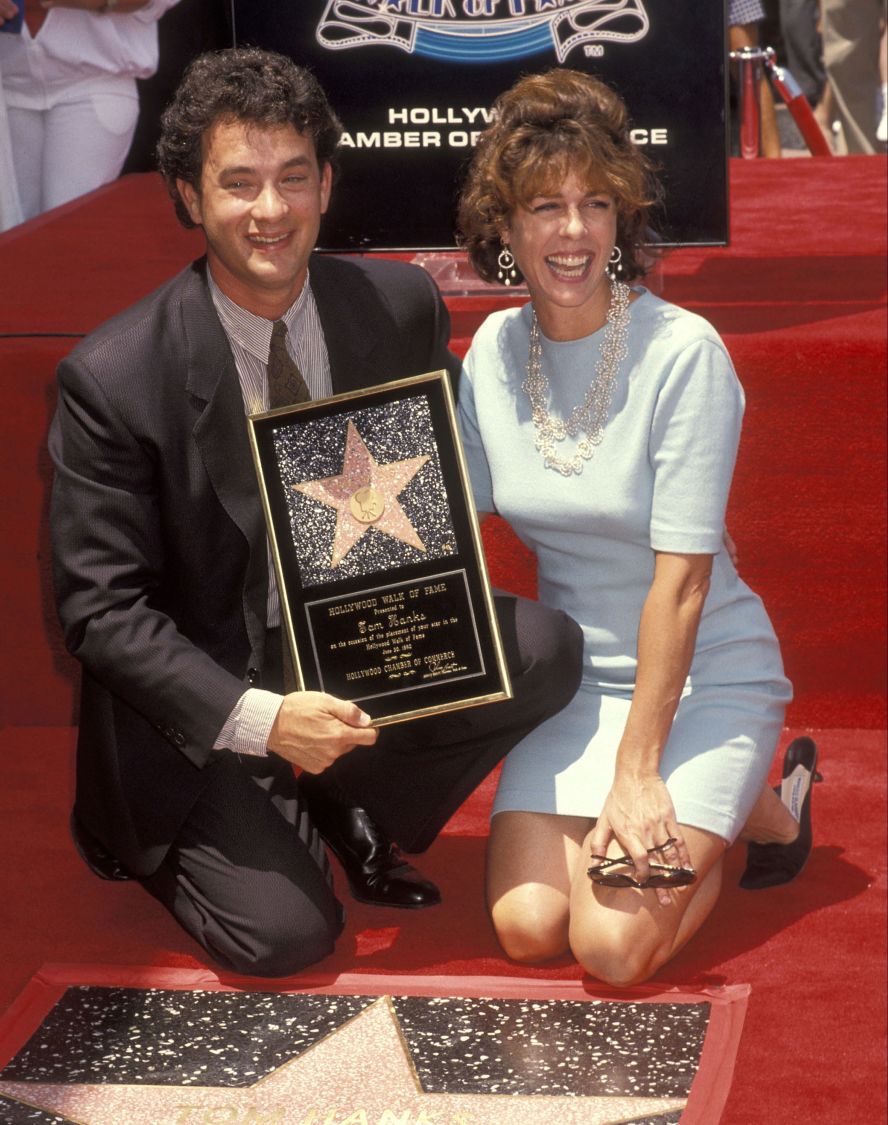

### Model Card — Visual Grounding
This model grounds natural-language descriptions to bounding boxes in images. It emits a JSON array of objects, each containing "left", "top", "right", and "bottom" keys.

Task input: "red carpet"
[
  {"left": 0, "top": 156, "right": 886, "bottom": 1122},
  {"left": 0, "top": 726, "right": 885, "bottom": 1123}
]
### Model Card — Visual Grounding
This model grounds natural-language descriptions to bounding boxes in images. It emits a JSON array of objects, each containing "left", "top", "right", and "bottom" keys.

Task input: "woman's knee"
[
  {"left": 490, "top": 896, "right": 570, "bottom": 963},
  {"left": 576, "top": 945, "right": 658, "bottom": 988},
  {"left": 569, "top": 921, "right": 665, "bottom": 987}
]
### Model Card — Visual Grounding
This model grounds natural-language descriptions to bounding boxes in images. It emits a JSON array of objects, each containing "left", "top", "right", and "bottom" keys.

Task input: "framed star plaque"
[{"left": 248, "top": 371, "right": 512, "bottom": 726}]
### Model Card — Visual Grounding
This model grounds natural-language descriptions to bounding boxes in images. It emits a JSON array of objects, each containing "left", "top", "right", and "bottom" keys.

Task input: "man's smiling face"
[{"left": 177, "top": 117, "right": 332, "bottom": 318}]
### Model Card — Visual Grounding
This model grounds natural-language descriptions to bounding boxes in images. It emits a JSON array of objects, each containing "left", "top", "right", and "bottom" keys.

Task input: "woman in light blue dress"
[{"left": 456, "top": 69, "right": 816, "bottom": 985}]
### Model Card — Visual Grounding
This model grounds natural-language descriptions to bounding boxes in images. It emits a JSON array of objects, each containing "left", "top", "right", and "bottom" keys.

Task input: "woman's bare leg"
[
  {"left": 568, "top": 825, "right": 728, "bottom": 987},
  {"left": 739, "top": 781, "right": 798, "bottom": 844},
  {"left": 486, "top": 810, "right": 592, "bottom": 963}
]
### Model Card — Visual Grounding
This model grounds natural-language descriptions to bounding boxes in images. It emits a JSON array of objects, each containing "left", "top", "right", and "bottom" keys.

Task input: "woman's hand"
[
  {"left": 588, "top": 551, "right": 710, "bottom": 905},
  {"left": 0, "top": 0, "right": 20, "bottom": 26},
  {"left": 589, "top": 770, "right": 692, "bottom": 907}
]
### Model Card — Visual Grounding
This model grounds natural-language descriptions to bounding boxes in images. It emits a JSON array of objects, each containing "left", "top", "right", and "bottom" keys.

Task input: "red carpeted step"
[{"left": 1, "top": 159, "right": 884, "bottom": 729}]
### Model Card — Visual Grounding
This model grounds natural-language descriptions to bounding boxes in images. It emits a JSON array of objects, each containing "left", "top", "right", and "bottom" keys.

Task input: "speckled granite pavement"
[{"left": 0, "top": 970, "right": 749, "bottom": 1124}]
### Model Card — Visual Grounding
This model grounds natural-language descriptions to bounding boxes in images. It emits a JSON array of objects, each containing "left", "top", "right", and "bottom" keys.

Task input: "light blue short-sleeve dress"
[{"left": 457, "top": 290, "right": 792, "bottom": 844}]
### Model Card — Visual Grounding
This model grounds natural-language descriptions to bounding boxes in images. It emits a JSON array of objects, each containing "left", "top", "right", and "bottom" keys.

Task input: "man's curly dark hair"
[{"left": 157, "top": 48, "right": 343, "bottom": 229}]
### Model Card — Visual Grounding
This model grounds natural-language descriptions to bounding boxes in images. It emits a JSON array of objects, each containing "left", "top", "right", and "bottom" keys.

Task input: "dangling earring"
[
  {"left": 497, "top": 245, "right": 518, "bottom": 286},
  {"left": 606, "top": 245, "right": 623, "bottom": 281}
]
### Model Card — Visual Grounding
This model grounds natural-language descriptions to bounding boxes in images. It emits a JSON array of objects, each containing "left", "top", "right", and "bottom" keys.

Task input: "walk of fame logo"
[{"left": 316, "top": 0, "right": 650, "bottom": 65}]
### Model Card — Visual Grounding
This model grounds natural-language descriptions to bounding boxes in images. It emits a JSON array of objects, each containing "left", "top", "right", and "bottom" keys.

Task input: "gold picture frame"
[{"left": 248, "top": 371, "right": 511, "bottom": 726}]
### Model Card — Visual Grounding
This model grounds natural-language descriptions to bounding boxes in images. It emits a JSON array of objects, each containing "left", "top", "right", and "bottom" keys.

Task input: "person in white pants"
[
  {"left": 0, "top": 0, "right": 179, "bottom": 229},
  {"left": 0, "top": 61, "right": 24, "bottom": 229}
]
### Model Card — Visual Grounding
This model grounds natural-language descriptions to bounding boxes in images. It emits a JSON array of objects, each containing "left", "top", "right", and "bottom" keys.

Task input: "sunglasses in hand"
[{"left": 587, "top": 838, "right": 698, "bottom": 889}]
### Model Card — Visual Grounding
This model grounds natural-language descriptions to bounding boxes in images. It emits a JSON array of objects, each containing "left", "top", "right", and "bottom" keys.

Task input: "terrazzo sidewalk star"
[{"left": 0, "top": 970, "right": 751, "bottom": 1125}]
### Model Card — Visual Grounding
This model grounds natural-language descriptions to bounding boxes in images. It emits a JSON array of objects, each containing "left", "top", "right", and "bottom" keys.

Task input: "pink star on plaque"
[{"left": 293, "top": 420, "right": 430, "bottom": 567}]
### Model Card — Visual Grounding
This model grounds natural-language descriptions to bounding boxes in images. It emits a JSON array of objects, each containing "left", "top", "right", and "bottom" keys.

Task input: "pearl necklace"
[{"left": 522, "top": 279, "right": 630, "bottom": 477}]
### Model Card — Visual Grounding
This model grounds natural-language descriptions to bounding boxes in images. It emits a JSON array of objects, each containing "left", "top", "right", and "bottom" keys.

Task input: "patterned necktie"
[{"left": 267, "top": 320, "right": 310, "bottom": 408}]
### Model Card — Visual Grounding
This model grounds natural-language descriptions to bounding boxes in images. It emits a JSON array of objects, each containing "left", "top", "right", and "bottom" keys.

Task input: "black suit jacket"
[{"left": 49, "top": 254, "right": 459, "bottom": 876}]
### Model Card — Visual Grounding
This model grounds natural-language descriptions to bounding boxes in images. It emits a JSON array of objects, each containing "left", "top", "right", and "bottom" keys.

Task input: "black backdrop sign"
[{"left": 231, "top": 1, "right": 727, "bottom": 250}]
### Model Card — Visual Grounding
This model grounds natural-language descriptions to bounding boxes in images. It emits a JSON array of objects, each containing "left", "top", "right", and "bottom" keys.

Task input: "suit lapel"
[
  {"left": 310, "top": 254, "right": 385, "bottom": 393},
  {"left": 181, "top": 262, "right": 268, "bottom": 659},
  {"left": 176, "top": 255, "right": 395, "bottom": 663}
]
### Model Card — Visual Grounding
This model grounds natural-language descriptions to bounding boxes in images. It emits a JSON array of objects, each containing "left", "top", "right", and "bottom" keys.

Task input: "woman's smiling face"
[{"left": 503, "top": 168, "right": 618, "bottom": 341}]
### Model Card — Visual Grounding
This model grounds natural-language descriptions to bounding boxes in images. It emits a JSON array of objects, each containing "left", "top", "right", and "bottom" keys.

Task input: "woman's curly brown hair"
[{"left": 457, "top": 68, "right": 662, "bottom": 285}]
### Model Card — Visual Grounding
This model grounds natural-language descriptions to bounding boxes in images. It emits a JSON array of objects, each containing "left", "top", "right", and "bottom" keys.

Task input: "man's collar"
[{"left": 207, "top": 270, "right": 313, "bottom": 361}]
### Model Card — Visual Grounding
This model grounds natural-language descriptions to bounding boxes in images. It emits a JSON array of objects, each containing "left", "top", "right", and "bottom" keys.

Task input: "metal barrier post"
[
  {"left": 762, "top": 47, "right": 833, "bottom": 157},
  {"left": 730, "top": 45, "right": 766, "bottom": 159}
]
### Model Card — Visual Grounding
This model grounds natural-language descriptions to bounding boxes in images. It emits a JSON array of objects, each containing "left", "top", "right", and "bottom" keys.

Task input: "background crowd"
[{"left": 1, "top": 0, "right": 884, "bottom": 233}]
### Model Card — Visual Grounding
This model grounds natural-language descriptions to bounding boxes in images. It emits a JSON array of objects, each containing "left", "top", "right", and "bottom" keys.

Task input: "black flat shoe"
[
  {"left": 740, "top": 736, "right": 821, "bottom": 890},
  {"left": 298, "top": 776, "right": 441, "bottom": 909}
]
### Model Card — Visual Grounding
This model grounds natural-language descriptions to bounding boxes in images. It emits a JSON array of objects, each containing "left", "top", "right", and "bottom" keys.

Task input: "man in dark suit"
[{"left": 49, "top": 48, "right": 582, "bottom": 977}]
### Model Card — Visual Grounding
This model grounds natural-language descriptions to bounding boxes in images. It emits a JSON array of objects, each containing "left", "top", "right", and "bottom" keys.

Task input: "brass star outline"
[
  {"left": 0, "top": 996, "right": 688, "bottom": 1125},
  {"left": 292, "top": 421, "right": 430, "bottom": 568}
]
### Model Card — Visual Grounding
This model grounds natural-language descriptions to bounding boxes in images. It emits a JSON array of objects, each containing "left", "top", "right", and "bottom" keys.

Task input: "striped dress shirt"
[{"left": 209, "top": 271, "right": 333, "bottom": 755}]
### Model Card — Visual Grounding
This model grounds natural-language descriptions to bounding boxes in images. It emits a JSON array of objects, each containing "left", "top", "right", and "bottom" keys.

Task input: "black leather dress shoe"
[
  {"left": 298, "top": 777, "right": 441, "bottom": 909},
  {"left": 740, "top": 736, "right": 821, "bottom": 890}
]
